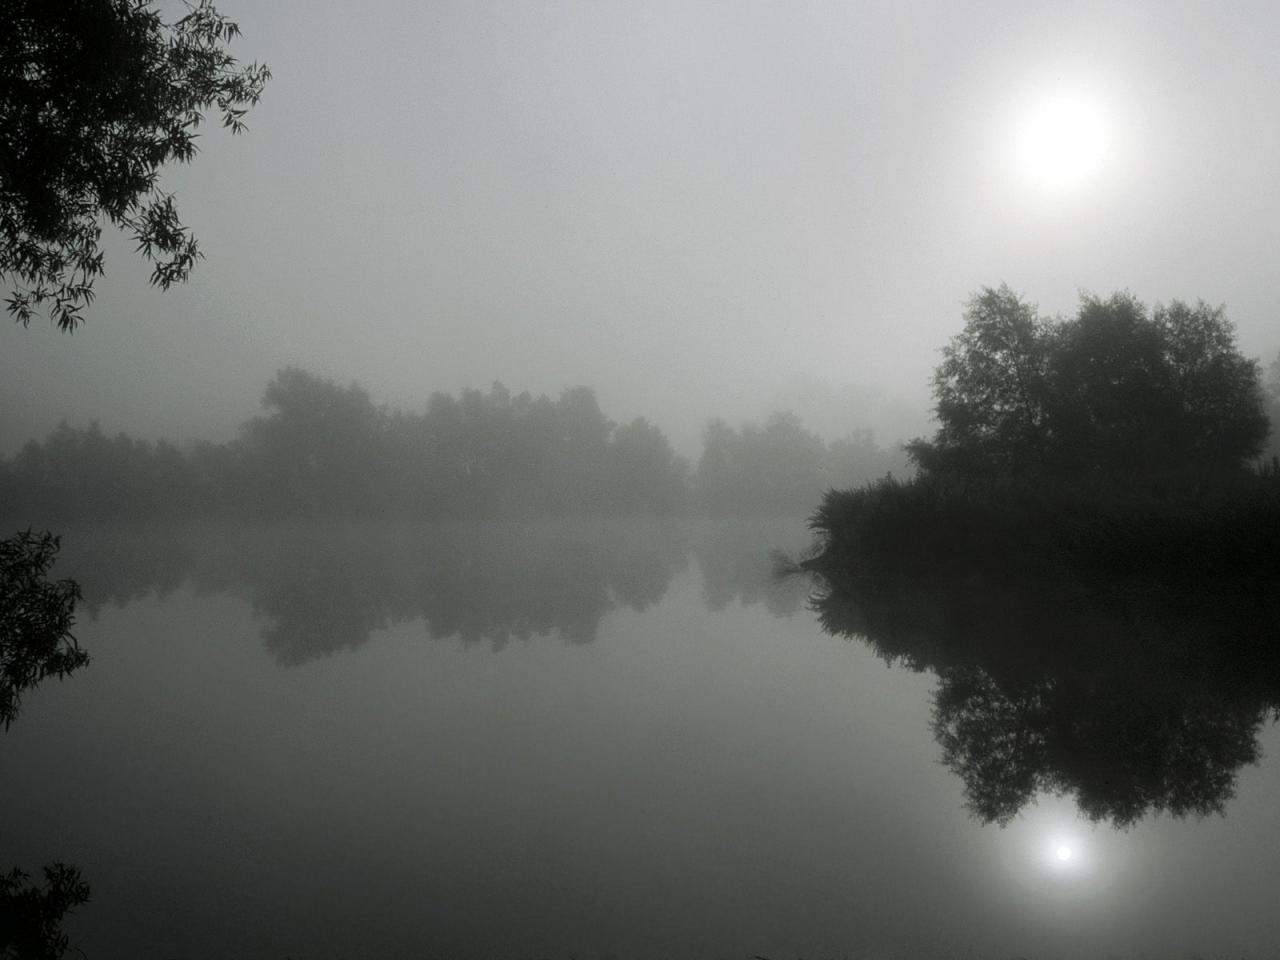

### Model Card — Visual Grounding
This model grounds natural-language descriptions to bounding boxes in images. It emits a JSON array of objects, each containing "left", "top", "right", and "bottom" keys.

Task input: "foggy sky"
[{"left": 4, "top": 0, "right": 1280, "bottom": 455}]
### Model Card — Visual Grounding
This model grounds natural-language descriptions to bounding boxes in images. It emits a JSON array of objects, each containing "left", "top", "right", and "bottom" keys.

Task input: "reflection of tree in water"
[
  {"left": 0, "top": 863, "right": 91, "bottom": 960},
  {"left": 52, "top": 518, "right": 820, "bottom": 667},
  {"left": 57, "top": 521, "right": 696, "bottom": 665},
  {"left": 410, "top": 528, "right": 617, "bottom": 649},
  {"left": 53, "top": 524, "right": 194, "bottom": 619},
  {"left": 691, "top": 518, "right": 813, "bottom": 617},
  {"left": 210, "top": 521, "right": 694, "bottom": 663},
  {"left": 810, "top": 563, "right": 1280, "bottom": 827}
]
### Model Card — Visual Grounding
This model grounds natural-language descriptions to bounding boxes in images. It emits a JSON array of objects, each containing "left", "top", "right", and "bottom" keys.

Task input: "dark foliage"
[
  {"left": 809, "top": 471, "right": 1280, "bottom": 581},
  {"left": 0, "top": 0, "right": 269, "bottom": 329},
  {"left": 803, "top": 473, "right": 1280, "bottom": 827},
  {"left": 909, "top": 286, "right": 1269, "bottom": 480},
  {"left": 804, "top": 284, "right": 1280, "bottom": 825},
  {"left": 0, "top": 863, "right": 91, "bottom": 960},
  {"left": 1265, "top": 349, "right": 1280, "bottom": 462},
  {"left": 0, "top": 530, "right": 86, "bottom": 729}
]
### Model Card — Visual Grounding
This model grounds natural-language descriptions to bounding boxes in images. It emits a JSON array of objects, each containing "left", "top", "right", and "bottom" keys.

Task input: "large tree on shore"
[
  {"left": 1, "top": 5, "right": 268, "bottom": 949},
  {"left": 909, "top": 286, "right": 1269, "bottom": 479},
  {"left": 1, "top": 0, "right": 270, "bottom": 330},
  {"left": 2, "top": 0, "right": 269, "bottom": 705}
]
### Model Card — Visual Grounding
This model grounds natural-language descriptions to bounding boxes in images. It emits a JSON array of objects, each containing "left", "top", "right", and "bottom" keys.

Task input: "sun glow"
[
  {"left": 1045, "top": 834, "right": 1087, "bottom": 873},
  {"left": 1016, "top": 96, "right": 1107, "bottom": 189}
]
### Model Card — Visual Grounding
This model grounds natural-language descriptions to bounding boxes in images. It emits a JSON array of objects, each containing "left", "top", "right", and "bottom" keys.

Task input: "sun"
[{"left": 1016, "top": 96, "right": 1107, "bottom": 189}]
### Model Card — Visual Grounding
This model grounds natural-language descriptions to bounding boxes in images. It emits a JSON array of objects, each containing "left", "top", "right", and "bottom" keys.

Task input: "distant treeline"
[{"left": 0, "top": 368, "right": 907, "bottom": 520}]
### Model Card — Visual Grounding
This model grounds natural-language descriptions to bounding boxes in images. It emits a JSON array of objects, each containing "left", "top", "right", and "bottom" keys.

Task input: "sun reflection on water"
[
  {"left": 989, "top": 796, "right": 1136, "bottom": 898},
  {"left": 1043, "top": 832, "right": 1091, "bottom": 875}
]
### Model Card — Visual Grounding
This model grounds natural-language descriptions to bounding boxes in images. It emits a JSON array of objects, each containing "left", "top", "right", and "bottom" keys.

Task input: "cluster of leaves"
[
  {"left": 0, "top": 0, "right": 269, "bottom": 329},
  {"left": 0, "top": 863, "right": 91, "bottom": 960},
  {"left": 0, "top": 530, "right": 86, "bottom": 729},
  {"left": 908, "top": 286, "right": 1269, "bottom": 480}
]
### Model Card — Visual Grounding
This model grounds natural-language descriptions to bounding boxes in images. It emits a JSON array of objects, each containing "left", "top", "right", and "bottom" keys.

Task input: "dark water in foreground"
[{"left": 3, "top": 519, "right": 1280, "bottom": 959}]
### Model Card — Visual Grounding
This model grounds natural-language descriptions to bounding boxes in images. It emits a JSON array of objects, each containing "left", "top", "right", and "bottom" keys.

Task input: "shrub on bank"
[{"left": 807, "top": 468, "right": 1280, "bottom": 582}]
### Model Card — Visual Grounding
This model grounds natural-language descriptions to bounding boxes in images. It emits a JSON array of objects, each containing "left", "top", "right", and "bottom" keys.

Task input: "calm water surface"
[{"left": 3, "top": 519, "right": 1280, "bottom": 959}]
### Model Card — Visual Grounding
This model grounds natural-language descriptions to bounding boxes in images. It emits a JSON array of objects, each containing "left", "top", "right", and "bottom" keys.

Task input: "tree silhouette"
[
  {"left": 0, "top": 531, "right": 85, "bottom": 730},
  {"left": 0, "top": 863, "right": 91, "bottom": 960},
  {"left": 236, "top": 367, "right": 388, "bottom": 517},
  {"left": 605, "top": 417, "right": 690, "bottom": 513},
  {"left": 908, "top": 286, "right": 1268, "bottom": 479},
  {"left": 807, "top": 557, "right": 1280, "bottom": 827},
  {"left": 931, "top": 662, "right": 1268, "bottom": 827},
  {"left": 1, "top": 0, "right": 269, "bottom": 329},
  {"left": 1, "top": 7, "right": 268, "bottom": 949}
]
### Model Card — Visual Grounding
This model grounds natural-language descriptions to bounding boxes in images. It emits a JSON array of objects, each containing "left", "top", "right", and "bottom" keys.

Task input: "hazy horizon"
[{"left": 5, "top": 0, "right": 1280, "bottom": 458}]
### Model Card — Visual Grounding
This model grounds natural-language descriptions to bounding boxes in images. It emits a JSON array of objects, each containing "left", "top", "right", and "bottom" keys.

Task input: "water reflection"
[
  {"left": 12, "top": 519, "right": 1280, "bottom": 956},
  {"left": 56, "top": 519, "right": 814, "bottom": 667},
  {"left": 691, "top": 518, "right": 811, "bottom": 616},
  {"left": 52, "top": 518, "right": 1280, "bottom": 829},
  {"left": 808, "top": 561, "right": 1280, "bottom": 827}
]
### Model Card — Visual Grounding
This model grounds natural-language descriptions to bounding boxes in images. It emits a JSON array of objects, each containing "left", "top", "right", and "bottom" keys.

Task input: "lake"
[{"left": 3, "top": 518, "right": 1280, "bottom": 959}]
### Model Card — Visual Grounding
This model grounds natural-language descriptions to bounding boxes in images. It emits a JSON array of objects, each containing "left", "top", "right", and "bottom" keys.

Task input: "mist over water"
[{"left": 2, "top": 519, "right": 1280, "bottom": 958}]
